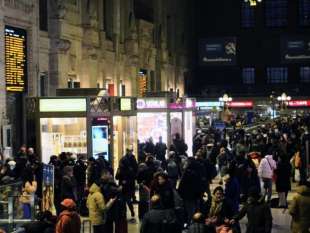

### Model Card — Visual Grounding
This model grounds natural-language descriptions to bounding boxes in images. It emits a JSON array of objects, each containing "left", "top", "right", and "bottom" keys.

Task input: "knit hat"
[{"left": 61, "top": 199, "right": 76, "bottom": 210}]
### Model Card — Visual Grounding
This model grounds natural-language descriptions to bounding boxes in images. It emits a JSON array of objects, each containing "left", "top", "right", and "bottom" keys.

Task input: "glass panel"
[
  {"left": 40, "top": 118, "right": 87, "bottom": 164},
  {"left": 137, "top": 112, "right": 168, "bottom": 144},
  {"left": 113, "top": 116, "right": 137, "bottom": 171}
]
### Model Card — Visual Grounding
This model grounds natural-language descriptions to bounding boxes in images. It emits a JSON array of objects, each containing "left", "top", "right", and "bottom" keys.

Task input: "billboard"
[
  {"left": 5, "top": 26, "right": 27, "bottom": 92},
  {"left": 281, "top": 36, "right": 310, "bottom": 63},
  {"left": 199, "top": 38, "right": 237, "bottom": 66}
]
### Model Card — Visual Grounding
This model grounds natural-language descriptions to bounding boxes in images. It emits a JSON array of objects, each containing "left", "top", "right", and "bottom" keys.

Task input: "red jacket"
[{"left": 56, "top": 210, "right": 81, "bottom": 233}]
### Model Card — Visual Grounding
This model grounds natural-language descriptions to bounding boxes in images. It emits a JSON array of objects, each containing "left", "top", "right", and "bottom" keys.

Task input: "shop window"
[
  {"left": 39, "top": 0, "right": 48, "bottom": 31},
  {"left": 267, "top": 67, "right": 288, "bottom": 83},
  {"left": 241, "top": 1, "right": 255, "bottom": 28},
  {"left": 299, "top": 0, "right": 310, "bottom": 26},
  {"left": 242, "top": 68, "right": 255, "bottom": 84},
  {"left": 300, "top": 67, "right": 310, "bottom": 83},
  {"left": 265, "top": 0, "right": 288, "bottom": 27},
  {"left": 40, "top": 118, "right": 87, "bottom": 164}
]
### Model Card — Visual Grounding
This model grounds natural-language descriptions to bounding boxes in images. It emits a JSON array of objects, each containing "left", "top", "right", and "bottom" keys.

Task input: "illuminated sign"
[
  {"left": 138, "top": 75, "right": 147, "bottom": 97},
  {"left": 185, "top": 98, "right": 196, "bottom": 108},
  {"left": 227, "top": 101, "right": 253, "bottom": 108},
  {"left": 5, "top": 26, "right": 27, "bottom": 92},
  {"left": 120, "top": 98, "right": 132, "bottom": 111},
  {"left": 40, "top": 98, "right": 87, "bottom": 112},
  {"left": 196, "top": 101, "right": 222, "bottom": 107},
  {"left": 137, "top": 98, "right": 167, "bottom": 109},
  {"left": 288, "top": 100, "right": 310, "bottom": 107}
]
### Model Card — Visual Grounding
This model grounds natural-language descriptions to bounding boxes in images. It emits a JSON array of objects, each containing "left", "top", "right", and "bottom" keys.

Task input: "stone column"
[{"left": 0, "top": 7, "right": 6, "bottom": 147}]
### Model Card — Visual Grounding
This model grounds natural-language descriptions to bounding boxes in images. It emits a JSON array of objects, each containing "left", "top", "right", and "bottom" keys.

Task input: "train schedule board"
[{"left": 5, "top": 25, "right": 27, "bottom": 92}]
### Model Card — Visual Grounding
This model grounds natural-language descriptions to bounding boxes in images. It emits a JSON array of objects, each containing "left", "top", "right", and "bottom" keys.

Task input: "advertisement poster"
[
  {"left": 199, "top": 37, "right": 237, "bottom": 66},
  {"left": 137, "top": 112, "right": 168, "bottom": 144},
  {"left": 42, "top": 164, "right": 56, "bottom": 215},
  {"left": 92, "top": 125, "right": 109, "bottom": 160},
  {"left": 281, "top": 36, "right": 310, "bottom": 63}
]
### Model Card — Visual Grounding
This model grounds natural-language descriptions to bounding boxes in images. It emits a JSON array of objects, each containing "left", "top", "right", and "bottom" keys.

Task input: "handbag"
[{"left": 266, "top": 158, "right": 277, "bottom": 182}]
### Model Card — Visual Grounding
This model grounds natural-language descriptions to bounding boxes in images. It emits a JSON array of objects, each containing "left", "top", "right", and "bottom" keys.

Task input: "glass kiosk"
[
  {"left": 136, "top": 97, "right": 196, "bottom": 157},
  {"left": 26, "top": 97, "right": 137, "bottom": 168}
]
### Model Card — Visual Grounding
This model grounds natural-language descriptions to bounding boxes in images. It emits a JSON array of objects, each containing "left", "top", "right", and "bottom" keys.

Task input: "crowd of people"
[{"left": 0, "top": 115, "right": 310, "bottom": 233}]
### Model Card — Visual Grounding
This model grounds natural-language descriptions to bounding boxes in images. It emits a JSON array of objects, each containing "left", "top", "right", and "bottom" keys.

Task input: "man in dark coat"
[
  {"left": 140, "top": 195, "right": 180, "bottom": 233},
  {"left": 178, "top": 158, "right": 204, "bottom": 225},
  {"left": 116, "top": 146, "right": 138, "bottom": 220},
  {"left": 233, "top": 187, "right": 272, "bottom": 233},
  {"left": 61, "top": 166, "right": 77, "bottom": 202},
  {"left": 154, "top": 136, "right": 167, "bottom": 169}
]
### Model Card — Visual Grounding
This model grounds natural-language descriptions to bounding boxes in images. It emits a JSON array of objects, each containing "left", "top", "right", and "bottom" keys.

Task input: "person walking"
[
  {"left": 274, "top": 155, "right": 291, "bottom": 208},
  {"left": 116, "top": 146, "right": 138, "bottom": 222},
  {"left": 289, "top": 182, "right": 310, "bottom": 233},
  {"left": 258, "top": 153, "right": 277, "bottom": 202},
  {"left": 233, "top": 186, "right": 272, "bottom": 233},
  {"left": 87, "top": 181, "right": 116, "bottom": 233},
  {"left": 154, "top": 136, "right": 167, "bottom": 169},
  {"left": 55, "top": 199, "right": 81, "bottom": 233}
]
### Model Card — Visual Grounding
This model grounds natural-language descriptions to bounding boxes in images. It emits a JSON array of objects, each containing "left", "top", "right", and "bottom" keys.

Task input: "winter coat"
[
  {"left": 20, "top": 181, "right": 37, "bottom": 204},
  {"left": 100, "top": 179, "right": 127, "bottom": 221},
  {"left": 224, "top": 177, "right": 240, "bottom": 214},
  {"left": 289, "top": 185, "right": 310, "bottom": 233},
  {"left": 188, "top": 222, "right": 207, "bottom": 233},
  {"left": 55, "top": 210, "right": 81, "bottom": 233},
  {"left": 73, "top": 159, "right": 87, "bottom": 186},
  {"left": 207, "top": 199, "right": 234, "bottom": 226},
  {"left": 154, "top": 142, "right": 167, "bottom": 162},
  {"left": 116, "top": 154, "right": 138, "bottom": 193},
  {"left": 234, "top": 197, "right": 272, "bottom": 233},
  {"left": 87, "top": 183, "right": 106, "bottom": 225},
  {"left": 275, "top": 160, "right": 291, "bottom": 192},
  {"left": 258, "top": 155, "right": 276, "bottom": 179},
  {"left": 61, "top": 175, "right": 77, "bottom": 201},
  {"left": 150, "top": 183, "right": 175, "bottom": 209},
  {"left": 178, "top": 160, "right": 204, "bottom": 201},
  {"left": 140, "top": 207, "right": 180, "bottom": 233}
]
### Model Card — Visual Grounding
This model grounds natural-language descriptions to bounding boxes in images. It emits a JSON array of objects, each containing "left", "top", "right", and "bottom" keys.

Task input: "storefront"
[
  {"left": 136, "top": 97, "right": 196, "bottom": 157},
  {"left": 26, "top": 97, "right": 137, "bottom": 168}
]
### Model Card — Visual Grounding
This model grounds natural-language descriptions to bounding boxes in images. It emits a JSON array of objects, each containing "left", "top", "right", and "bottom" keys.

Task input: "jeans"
[
  {"left": 22, "top": 203, "right": 31, "bottom": 219},
  {"left": 262, "top": 178, "right": 273, "bottom": 201}
]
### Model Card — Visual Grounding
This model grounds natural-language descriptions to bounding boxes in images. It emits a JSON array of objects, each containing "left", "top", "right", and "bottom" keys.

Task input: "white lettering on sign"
[{"left": 137, "top": 98, "right": 167, "bottom": 109}]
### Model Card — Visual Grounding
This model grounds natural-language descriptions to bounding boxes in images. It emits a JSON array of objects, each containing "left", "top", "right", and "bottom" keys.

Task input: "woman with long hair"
[{"left": 19, "top": 166, "right": 37, "bottom": 219}]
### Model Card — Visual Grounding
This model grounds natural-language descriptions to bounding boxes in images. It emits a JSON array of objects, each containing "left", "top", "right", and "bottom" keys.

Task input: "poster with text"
[{"left": 199, "top": 37, "right": 237, "bottom": 66}]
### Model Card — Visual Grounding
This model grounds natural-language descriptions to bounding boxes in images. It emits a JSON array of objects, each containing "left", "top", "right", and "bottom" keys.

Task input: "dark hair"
[
  {"left": 213, "top": 186, "right": 224, "bottom": 195},
  {"left": 22, "top": 166, "right": 34, "bottom": 185}
]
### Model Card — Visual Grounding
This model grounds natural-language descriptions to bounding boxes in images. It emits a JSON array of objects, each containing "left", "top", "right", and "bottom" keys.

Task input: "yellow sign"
[
  {"left": 120, "top": 98, "right": 132, "bottom": 111},
  {"left": 5, "top": 26, "right": 27, "bottom": 92},
  {"left": 138, "top": 75, "right": 147, "bottom": 97}
]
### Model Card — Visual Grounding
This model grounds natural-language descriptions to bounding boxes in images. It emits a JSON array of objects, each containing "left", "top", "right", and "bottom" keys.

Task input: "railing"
[{"left": 0, "top": 182, "right": 35, "bottom": 232}]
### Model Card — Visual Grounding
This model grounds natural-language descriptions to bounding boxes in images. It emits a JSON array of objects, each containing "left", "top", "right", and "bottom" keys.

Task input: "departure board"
[{"left": 5, "top": 26, "right": 27, "bottom": 92}]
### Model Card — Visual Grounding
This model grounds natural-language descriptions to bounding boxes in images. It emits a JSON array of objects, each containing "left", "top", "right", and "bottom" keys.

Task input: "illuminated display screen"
[{"left": 5, "top": 26, "right": 27, "bottom": 92}]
